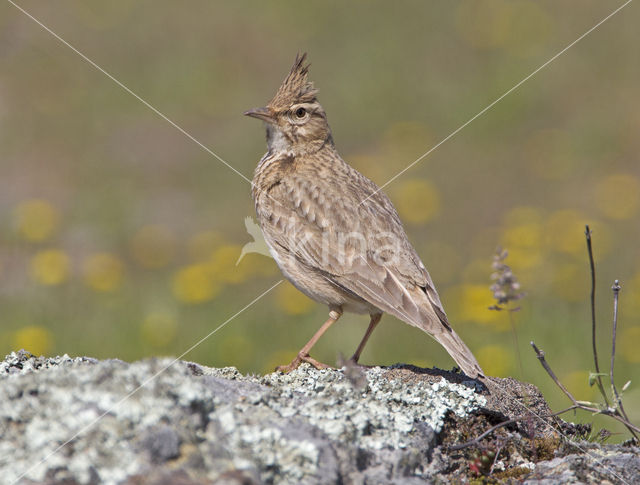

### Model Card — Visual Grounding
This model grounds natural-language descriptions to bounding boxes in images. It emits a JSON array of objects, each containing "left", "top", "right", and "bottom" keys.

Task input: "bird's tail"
[{"left": 432, "top": 327, "right": 484, "bottom": 379}]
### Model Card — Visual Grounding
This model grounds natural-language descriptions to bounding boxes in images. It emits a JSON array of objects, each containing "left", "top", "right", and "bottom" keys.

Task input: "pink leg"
[
  {"left": 276, "top": 310, "right": 342, "bottom": 373},
  {"left": 350, "top": 313, "right": 382, "bottom": 363}
]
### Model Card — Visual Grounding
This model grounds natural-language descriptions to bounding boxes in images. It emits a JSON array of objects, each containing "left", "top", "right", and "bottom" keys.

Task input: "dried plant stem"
[
  {"left": 610, "top": 281, "right": 621, "bottom": 406},
  {"left": 488, "top": 442, "right": 504, "bottom": 476},
  {"left": 609, "top": 281, "right": 638, "bottom": 440},
  {"left": 531, "top": 341, "right": 640, "bottom": 435},
  {"left": 585, "top": 225, "right": 609, "bottom": 407},
  {"left": 531, "top": 342, "right": 577, "bottom": 403},
  {"left": 509, "top": 310, "right": 525, "bottom": 381}
]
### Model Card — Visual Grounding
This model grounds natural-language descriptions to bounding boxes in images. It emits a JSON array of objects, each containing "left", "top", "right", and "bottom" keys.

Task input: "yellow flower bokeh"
[
  {"left": 444, "top": 284, "right": 504, "bottom": 329},
  {"left": 83, "top": 253, "right": 125, "bottom": 292},
  {"left": 595, "top": 174, "right": 640, "bottom": 220},
  {"left": 499, "top": 207, "right": 547, "bottom": 281},
  {"left": 477, "top": 344, "right": 512, "bottom": 377},
  {"left": 14, "top": 199, "right": 60, "bottom": 242},
  {"left": 500, "top": 247, "right": 544, "bottom": 277},
  {"left": 187, "top": 230, "right": 224, "bottom": 261},
  {"left": 501, "top": 222, "right": 542, "bottom": 252},
  {"left": 130, "top": 224, "right": 175, "bottom": 269},
  {"left": 544, "top": 210, "right": 587, "bottom": 256},
  {"left": 30, "top": 249, "right": 70, "bottom": 286},
  {"left": 12, "top": 325, "right": 54, "bottom": 356},
  {"left": 209, "top": 244, "right": 247, "bottom": 284},
  {"left": 391, "top": 179, "right": 440, "bottom": 226},
  {"left": 172, "top": 264, "right": 219, "bottom": 304},
  {"left": 503, "top": 206, "right": 544, "bottom": 226},
  {"left": 275, "top": 281, "right": 314, "bottom": 315},
  {"left": 140, "top": 312, "right": 178, "bottom": 348}
]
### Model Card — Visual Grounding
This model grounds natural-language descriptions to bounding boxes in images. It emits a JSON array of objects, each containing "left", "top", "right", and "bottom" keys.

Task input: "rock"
[
  {"left": 139, "top": 425, "right": 181, "bottom": 464},
  {"left": 523, "top": 450, "right": 640, "bottom": 484},
  {"left": 0, "top": 351, "right": 638, "bottom": 484}
]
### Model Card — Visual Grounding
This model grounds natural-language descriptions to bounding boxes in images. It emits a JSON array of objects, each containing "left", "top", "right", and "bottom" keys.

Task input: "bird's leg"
[
  {"left": 349, "top": 313, "right": 382, "bottom": 364},
  {"left": 276, "top": 309, "right": 342, "bottom": 373}
]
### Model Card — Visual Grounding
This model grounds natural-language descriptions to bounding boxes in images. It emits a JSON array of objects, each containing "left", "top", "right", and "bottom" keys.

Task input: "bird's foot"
[{"left": 275, "top": 353, "right": 333, "bottom": 373}]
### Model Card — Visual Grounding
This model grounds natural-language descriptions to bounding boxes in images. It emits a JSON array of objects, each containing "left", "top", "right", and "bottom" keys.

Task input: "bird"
[{"left": 245, "top": 53, "right": 484, "bottom": 379}]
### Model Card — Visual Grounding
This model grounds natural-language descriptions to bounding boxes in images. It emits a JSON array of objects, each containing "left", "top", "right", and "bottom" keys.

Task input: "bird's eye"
[{"left": 295, "top": 107, "right": 307, "bottom": 118}]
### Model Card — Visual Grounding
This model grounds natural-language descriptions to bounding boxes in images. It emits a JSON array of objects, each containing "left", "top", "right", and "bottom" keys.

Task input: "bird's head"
[{"left": 245, "top": 53, "right": 332, "bottom": 154}]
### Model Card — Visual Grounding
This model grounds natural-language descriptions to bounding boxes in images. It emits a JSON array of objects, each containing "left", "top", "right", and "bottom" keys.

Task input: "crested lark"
[{"left": 246, "top": 54, "right": 484, "bottom": 379}]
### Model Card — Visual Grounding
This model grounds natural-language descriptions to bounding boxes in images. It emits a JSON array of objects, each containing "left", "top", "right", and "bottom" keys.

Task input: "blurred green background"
[{"left": 1, "top": 1, "right": 639, "bottom": 438}]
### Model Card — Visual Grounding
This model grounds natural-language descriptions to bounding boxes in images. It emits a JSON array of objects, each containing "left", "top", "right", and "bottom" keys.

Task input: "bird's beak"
[{"left": 244, "top": 106, "right": 274, "bottom": 123}]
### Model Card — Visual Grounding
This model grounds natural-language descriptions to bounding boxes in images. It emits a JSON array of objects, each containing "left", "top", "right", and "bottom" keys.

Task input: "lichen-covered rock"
[
  {"left": 0, "top": 350, "right": 483, "bottom": 485},
  {"left": 523, "top": 448, "right": 640, "bottom": 484},
  {"left": 1, "top": 350, "right": 638, "bottom": 484}
]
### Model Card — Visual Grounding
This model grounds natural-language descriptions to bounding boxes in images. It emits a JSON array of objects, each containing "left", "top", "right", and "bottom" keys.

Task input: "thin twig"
[
  {"left": 531, "top": 341, "right": 578, "bottom": 404},
  {"left": 610, "top": 281, "right": 638, "bottom": 440},
  {"left": 448, "top": 405, "right": 578, "bottom": 451},
  {"left": 489, "top": 442, "right": 504, "bottom": 476},
  {"left": 610, "top": 280, "right": 621, "bottom": 405},
  {"left": 585, "top": 225, "right": 609, "bottom": 406}
]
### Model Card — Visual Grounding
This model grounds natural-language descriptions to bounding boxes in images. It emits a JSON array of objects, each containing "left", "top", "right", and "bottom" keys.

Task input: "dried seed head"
[{"left": 489, "top": 247, "right": 525, "bottom": 311}]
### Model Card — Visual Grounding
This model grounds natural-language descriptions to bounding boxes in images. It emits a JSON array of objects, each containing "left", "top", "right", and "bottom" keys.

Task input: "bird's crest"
[{"left": 269, "top": 53, "right": 319, "bottom": 110}]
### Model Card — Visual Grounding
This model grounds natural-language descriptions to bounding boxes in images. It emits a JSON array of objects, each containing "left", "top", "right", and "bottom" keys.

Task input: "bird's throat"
[{"left": 266, "top": 125, "right": 292, "bottom": 155}]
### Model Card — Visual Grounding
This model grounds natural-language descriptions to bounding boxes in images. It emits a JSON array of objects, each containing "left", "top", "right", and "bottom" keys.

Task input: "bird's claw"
[{"left": 275, "top": 353, "right": 333, "bottom": 373}]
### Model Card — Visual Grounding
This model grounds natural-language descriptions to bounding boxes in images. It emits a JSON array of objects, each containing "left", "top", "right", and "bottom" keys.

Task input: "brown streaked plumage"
[{"left": 245, "top": 53, "right": 484, "bottom": 379}]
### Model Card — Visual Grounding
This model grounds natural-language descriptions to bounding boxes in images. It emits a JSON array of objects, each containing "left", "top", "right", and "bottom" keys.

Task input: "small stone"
[{"left": 140, "top": 425, "right": 181, "bottom": 463}]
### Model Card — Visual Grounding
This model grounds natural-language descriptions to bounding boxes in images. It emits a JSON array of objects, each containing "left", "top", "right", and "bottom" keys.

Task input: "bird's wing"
[{"left": 344, "top": 170, "right": 452, "bottom": 329}]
